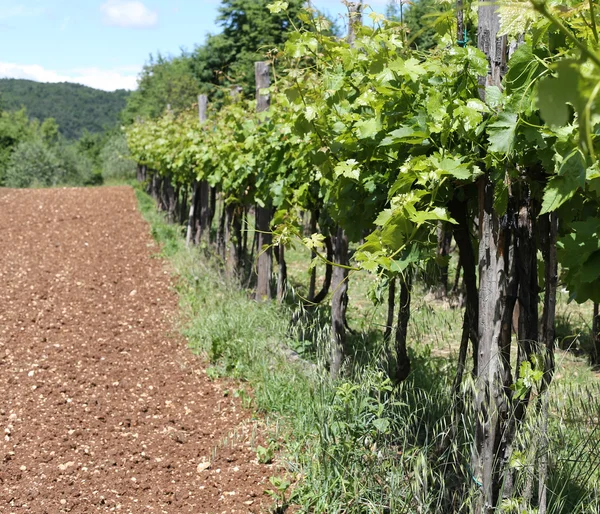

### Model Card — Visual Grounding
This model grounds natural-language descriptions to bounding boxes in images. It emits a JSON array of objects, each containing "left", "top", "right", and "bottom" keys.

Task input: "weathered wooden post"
[
  {"left": 472, "top": 2, "right": 509, "bottom": 512},
  {"left": 254, "top": 61, "right": 273, "bottom": 301},
  {"left": 186, "top": 94, "right": 209, "bottom": 246},
  {"left": 224, "top": 86, "right": 243, "bottom": 277},
  {"left": 197, "top": 95, "right": 211, "bottom": 244}
]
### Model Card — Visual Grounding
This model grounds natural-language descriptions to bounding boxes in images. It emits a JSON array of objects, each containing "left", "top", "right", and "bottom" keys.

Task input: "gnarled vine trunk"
[
  {"left": 384, "top": 277, "right": 396, "bottom": 343},
  {"left": 161, "top": 175, "right": 177, "bottom": 222},
  {"left": 136, "top": 164, "right": 147, "bottom": 183},
  {"left": 209, "top": 187, "right": 217, "bottom": 244},
  {"left": 448, "top": 195, "right": 479, "bottom": 381},
  {"left": 276, "top": 244, "right": 287, "bottom": 303},
  {"left": 390, "top": 274, "right": 411, "bottom": 383},
  {"left": 330, "top": 227, "right": 349, "bottom": 377},
  {"left": 196, "top": 180, "right": 211, "bottom": 244},
  {"left": 437, "top": 222, "right": 453, "bottom": 294},
  {"left": 216, "top": 195, "right": 226, "bottom": 258},
  {"left": 308, "top": 210, "right": 319, "bottom": 302},
  {"left": 186, "top": 181, "right": 198, "bottom": 246}
]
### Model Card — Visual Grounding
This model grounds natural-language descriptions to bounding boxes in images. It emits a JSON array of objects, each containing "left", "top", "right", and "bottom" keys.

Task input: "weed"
[{"left": 257, "top": 443, "right": 277, "bottom": 465}]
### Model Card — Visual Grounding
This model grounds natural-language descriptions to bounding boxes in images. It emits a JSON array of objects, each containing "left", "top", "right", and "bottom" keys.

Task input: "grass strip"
[{"left": 135, "top": 187, "right": 600, "bottom": 514}]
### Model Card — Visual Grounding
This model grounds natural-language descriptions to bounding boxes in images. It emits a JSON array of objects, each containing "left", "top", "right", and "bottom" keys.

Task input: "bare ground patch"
[{"left": 0, "top": 187, "right": 271, "bottom": 513}]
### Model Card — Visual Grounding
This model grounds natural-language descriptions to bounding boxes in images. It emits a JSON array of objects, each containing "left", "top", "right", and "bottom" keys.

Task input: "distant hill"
[{"left": 0, "top": 79, "right": 130, "bottom": 139}]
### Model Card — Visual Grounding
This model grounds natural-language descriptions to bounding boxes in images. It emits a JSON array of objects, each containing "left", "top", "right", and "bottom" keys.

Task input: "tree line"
[
  {"left": 0, "top": 108, "right": 136, "bottom": 188},
  {"left": 0, "top": 79, "right": 129, "bottom": 140}
]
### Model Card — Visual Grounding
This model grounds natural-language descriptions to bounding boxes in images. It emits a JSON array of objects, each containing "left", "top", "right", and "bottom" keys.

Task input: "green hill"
[{"left": 0, "top": 79, "right": 130, "bottom": 139}]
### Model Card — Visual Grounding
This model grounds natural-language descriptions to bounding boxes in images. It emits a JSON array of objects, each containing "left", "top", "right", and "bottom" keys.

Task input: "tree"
[
  {"left": 4, "top": 136, "right": 97, "bottom": 189},
  {"left": 99, "top": 133, "right": 137, "bottom": 181},
  {"left": 385, "top": 0, "right": 450, "bottom": 49},
  {"left": 40, "top": 118, "right": 60, "bottom": 145},
  {"left": 122, "top": 53, "right": 200, "bottom": 123},
  {"left": 191, "top": 0, "right": 306, "bottom": 97},
  {"left": 0, "top": 108, "right": 36, "bottom": 185},
  {"left": 4, "top": 138, "right": 63, "bottom": 188}
]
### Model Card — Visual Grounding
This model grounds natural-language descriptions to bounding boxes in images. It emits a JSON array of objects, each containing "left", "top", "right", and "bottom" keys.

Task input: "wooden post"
[
  {"left": 198, "top": 94, "right": 207, "bottom": 123},
  {"left": 186, "top": 94, "right": 209, "bottom": 246},
  {"left": 225, "top": 204, "right": 239, "bottom": 278},
  {"left": 198, "top": 94, "right": 211, "bottom": 243},
  {"left": 472, "top": 2, "right": 509, "bottom": 512},
  {"left": 477, "top": 0, "right": 507, "bottom": 95},
  {"left": 346, "top": 1, "right": 362, "bottom": 46},
  {"left": 457, "top": 0, "right": 464, "bottom": 45},
  {"left": 223, "top": 86, "right": 242, "bottom": 271},
  {"left": 254, "top": 62, "right": 273, "bottom": 301},
  {"left": 230, "top": 85, "right": 242, "bottom": 101}
]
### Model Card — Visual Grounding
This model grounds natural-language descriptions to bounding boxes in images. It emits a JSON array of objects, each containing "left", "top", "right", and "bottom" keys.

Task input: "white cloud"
[
  {"left": 71, "top": 67, "right": 139, "bottom": 90},
  {"left": 100, "top": 0, "right": 158, "bottom": 28},
  {"left": 0, "top": 62, "right": 139, "bottom": 91},
  {"left": 0, "top": 4, "right": 45, "bottom": 21}
]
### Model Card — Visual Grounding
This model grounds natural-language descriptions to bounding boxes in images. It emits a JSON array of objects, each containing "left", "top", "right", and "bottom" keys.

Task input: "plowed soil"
[{"left": 0, "top": 187, "right": 272, "bottom": 513}]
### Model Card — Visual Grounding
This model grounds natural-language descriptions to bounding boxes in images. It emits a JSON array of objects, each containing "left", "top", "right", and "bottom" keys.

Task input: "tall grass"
[{"left": 136, "top": 187, "right": 600, "bottom": 513}]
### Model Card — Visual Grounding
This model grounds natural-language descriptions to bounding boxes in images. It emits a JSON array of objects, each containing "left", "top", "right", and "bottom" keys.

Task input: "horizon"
[{"left": 0, "top": 75, "right": 132, "bottom": 93}]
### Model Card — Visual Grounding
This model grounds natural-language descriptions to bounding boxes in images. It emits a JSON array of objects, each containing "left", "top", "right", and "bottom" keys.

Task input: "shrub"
[
  {"left": 4, "top": 138, "right": 63, "bottom": 188},
  {"left": 100, "top": 133, "right": 136, "bottom": 181}
]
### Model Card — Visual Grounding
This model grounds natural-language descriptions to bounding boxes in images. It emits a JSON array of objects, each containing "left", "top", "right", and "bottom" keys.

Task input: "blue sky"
[{"left": 0, "top": 0, "right": 391, "bottom": 91}]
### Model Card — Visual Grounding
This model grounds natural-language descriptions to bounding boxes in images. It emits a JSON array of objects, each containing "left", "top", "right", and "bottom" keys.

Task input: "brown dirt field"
[{"left": 0, "top": 187, "right": 274, "bottom": 513}]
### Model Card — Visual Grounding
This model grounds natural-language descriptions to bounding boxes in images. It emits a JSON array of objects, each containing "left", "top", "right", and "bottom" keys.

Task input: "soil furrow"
[{"left": 0, "top": 187, "right": 269, "bottom": 513}]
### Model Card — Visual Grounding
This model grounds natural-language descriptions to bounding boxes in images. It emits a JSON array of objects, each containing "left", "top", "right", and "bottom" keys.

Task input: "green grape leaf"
[
  {"left": 355, "top": 118, "right": 380, "bottom": 139},
  {"left": 267, "top": 1, "right": 288, "bottom": 13},
  {"left": 537, "top": 60, "right": 581, "bottom": 127},
  {"left": 303, "top": 233, "right": 326, "bottom": 251},
  {"left": 557, "top": 149, "right": 586, "bottom": 189},
  {"left": 380, "top": 221, "right": 407, "bottom": 252},
  {"left": 539, "top": 151, "right": 585, "bottom": 215},
  {"left": 334, "top": 159, "right": 361, "bottom": 180},
  {"left": 485, "top": 86, "right": 504, "bottom": 109},
  {"left": 578, "top": 251, "right": 600, "bottom": 283},
  {"left": 391, "top": 245, "right": 421, "bottom": 273},
  {"left": 305, "top": 105, "right": 318, "bottom": 122},
  {"left": 498, "top": 0, "right": 539, "bottom": 37},
  {"left": 410, "top": 207, "right": 451, "bottom": 225},
  {"left": 430, "top": 154, "right": 472, "bottom": 180},
  {"left": 487, "top": 112, "right": 518, "bottom": 153},
  {"left": 380, "top": 126, "right": 427, "bottom": 146},
  {"left": 540, "top": 176, "right": 576, "bottom": 214}
]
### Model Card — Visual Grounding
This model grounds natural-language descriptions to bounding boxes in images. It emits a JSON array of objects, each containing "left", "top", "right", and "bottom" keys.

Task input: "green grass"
[{"left": 135, "top": 186, "right": 600, "bottom": 513}]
